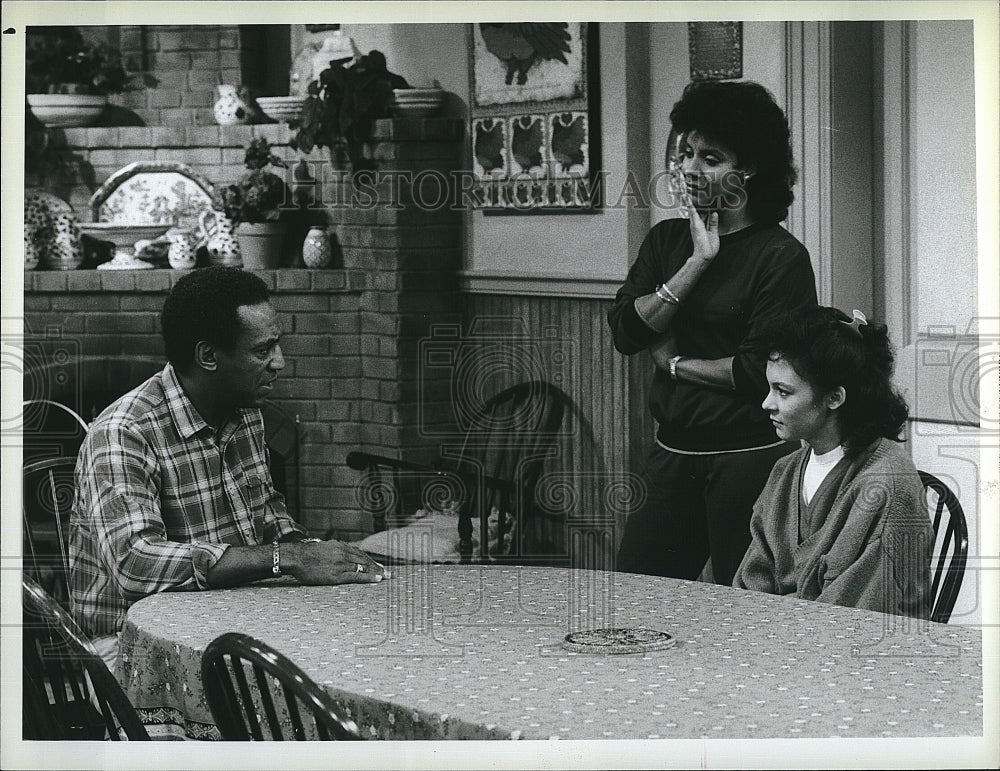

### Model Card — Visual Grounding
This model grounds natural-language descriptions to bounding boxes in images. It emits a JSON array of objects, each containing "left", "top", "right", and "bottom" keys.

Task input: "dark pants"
[{"left": 616, "top": 442, "right": 798, "bottom": 585}]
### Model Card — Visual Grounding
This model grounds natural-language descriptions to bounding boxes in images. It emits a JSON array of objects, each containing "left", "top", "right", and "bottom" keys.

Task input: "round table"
[{"left": 118, "top": 565, "right": 983, "bottom": 740}]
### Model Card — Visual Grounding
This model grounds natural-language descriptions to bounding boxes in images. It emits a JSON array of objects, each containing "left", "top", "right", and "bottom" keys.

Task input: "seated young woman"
[{"left": 733, "top": 306, "right": 933, "bottom": 618}]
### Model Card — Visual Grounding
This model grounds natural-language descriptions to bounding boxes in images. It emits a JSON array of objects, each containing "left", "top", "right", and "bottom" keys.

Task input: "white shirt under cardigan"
[
  {"left": 802, "top": 444, "right": 845, "bottom": 504},
  {"left": 733, "top": 437, "right": 932, "bottom": 618}
]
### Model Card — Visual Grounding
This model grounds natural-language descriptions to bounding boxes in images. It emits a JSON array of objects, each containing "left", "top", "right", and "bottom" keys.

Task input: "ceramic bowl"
[
  {"left": 78, "top": 223, "right": 171, "bottom": 247},
  {"left": 256, "top": 96, "right": 307, "bottom": 123},
  {"left": 27, "top": 94, "right": 107, "bottom": 128},
  {"left": 395, "top": 88, "right": 446, "bottom": 99},
  {"left": 78, "top": 223, "right": 171, "bottom": 270}
]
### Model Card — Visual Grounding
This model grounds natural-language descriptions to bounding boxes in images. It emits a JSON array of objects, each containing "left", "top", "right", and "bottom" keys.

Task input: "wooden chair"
[
  {"left": 347, "top": 380, "right": 569, "bottom": 564},
  {"left": 23, "top": 456, "right": 78, "bottom": 611},
  {"left": 201, "top": 632, "right": 361, "bottom": 741},
  {"left": 920, "top": 471, "right": 969, "bottom": 624},
  {"left": 22, "top": 576, "right": 150, "bottom": 740}
]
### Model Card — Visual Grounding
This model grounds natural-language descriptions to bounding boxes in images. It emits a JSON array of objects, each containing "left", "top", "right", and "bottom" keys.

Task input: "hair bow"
[{"left": 840, "top": 309, "right": 868, "bottom": 337}]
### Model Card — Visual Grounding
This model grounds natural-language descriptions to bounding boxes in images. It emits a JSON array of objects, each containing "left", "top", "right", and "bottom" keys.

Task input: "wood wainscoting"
[{"left": 463, "top": 290, "right": 656, "bottom": 569}]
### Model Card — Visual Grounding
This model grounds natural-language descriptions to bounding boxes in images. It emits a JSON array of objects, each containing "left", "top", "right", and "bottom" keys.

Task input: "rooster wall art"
[
  {"left": 478, "top": 23, "right": 572, "bottom": 86},
  {"left": 468, "top": 22, "right": 599, "bottom": 212}
]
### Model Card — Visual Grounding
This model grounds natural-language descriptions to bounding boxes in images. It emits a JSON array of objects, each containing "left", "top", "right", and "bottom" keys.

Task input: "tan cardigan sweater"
[{"left": 733, "top": 437, "right": 932, "bottom": 618}]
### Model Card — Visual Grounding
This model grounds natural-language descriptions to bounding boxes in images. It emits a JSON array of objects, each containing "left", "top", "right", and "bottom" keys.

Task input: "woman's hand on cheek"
[{"left": 689, "top": 209, "right": 720, "bottom": 262}]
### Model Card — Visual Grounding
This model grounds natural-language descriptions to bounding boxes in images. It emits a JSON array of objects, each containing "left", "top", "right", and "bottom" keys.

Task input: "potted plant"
[
  {"left": 290, "top": 49, "right": 409, "bottom": 173},
  {"left": 222, "top": 138, "right": 292, "bottom": 270},
  {"left": 25, "top": 26, "right": 139, "bottom": 127}
]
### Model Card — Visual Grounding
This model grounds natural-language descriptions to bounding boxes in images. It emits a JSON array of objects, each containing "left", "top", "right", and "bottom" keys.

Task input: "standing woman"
[
  {"left": 608, "top": 80, "right": 817, "bottom": 584},
  {"left": 734, "top": 307, "right": 931, "bottom": 618}
]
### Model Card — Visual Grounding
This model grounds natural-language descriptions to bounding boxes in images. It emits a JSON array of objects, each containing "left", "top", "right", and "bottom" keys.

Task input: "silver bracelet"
[
  {"left": 655, "top": 283, "right": 681, "bottom": 305},
  {"left": 272, "top": 540, "right": 281, "bottom": 576},
  {"left": 669, "top": 355, "right": 684, "bottom": 381}
]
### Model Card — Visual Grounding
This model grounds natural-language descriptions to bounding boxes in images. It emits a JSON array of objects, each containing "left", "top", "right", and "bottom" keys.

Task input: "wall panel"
[{"left": 465, "top": 291, "right": 648, "bottom": 566}]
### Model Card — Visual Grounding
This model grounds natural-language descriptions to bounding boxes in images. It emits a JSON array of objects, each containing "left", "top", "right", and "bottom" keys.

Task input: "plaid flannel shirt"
[{"left": 69, "top": 363, "right": 305, "bottom": 636}]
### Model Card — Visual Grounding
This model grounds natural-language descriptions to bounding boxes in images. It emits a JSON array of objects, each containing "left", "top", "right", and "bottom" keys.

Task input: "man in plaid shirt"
[{"left": 70, "top": 267, "right": 387, "bottom": 670}]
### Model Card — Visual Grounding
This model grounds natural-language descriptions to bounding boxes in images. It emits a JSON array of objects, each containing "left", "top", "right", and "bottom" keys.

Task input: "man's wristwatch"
[
  {"left": 275, "top": 538, "right": 320, "bottom": 576},
  {"left": 668, "top": 355, "right": 684, "bottom": 381}
]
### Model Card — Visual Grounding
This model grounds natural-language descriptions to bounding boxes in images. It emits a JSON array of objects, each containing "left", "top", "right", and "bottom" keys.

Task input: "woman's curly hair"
[
  {"left": 760, "top": 306, "right": 910, "bottom": 453},
  {"left": 669, "top": 80, "right": 797, "bottom": 225}
]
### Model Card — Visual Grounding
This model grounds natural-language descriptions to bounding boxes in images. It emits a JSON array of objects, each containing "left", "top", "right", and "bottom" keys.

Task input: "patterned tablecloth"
[{"left": 118, "top": 565, "right": 983, "bottom": 740}]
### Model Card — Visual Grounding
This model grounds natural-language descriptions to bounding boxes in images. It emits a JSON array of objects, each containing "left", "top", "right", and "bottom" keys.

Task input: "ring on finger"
[{"left": 355, "top": 563, "right": 367, "bottom": 573}]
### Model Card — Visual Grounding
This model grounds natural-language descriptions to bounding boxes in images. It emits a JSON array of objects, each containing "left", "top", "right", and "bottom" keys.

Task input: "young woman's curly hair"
[{"left": 760, "top": 306, "right": 910, "bottom": 453}]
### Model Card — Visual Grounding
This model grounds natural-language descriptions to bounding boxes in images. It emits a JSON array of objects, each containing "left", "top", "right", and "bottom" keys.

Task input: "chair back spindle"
[
  {"left": 23, "top": 456, "right": 79, "bottom": 611},
  {"left": 202, "top": 632, "right": 362, "bottom": 741},
  {"left": 22, "top": 576, "right": 150, "bottom": 740},
  {"left": 919, "top": 471, "right": 968, "bottom": 624}
]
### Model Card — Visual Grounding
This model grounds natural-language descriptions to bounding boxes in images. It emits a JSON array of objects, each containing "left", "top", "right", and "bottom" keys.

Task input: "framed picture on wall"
[
  {"left": 688, "top": 21, "right": 743, "bottom": 81},
  {"left": 468, "top": 22, "right": 601, "bottom": 214}
]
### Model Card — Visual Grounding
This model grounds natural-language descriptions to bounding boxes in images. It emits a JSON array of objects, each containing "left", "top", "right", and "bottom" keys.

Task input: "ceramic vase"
[
  {"left": 199, "top": 209, "right": 242, "bottom": 267},
  {"left": 302, "top": 226, "right": 332, "bottom": 268},
  {"left": 167, "top": 228, "right": 199, "bottom": 270},
  {"left": 213, "top": 85, "right": 252, "bottom": 126},
  {"left": 24, "top": 231, "right": 41, "bottom": 270},
  {"left": 24, "top": 195, "right": 49, "bottom": 270},
  {"left": 47, "top": 210, "right": 84, "bottom": 270},
  {"left": 25, "top": 191, "right": 83, "bottom": 270}
]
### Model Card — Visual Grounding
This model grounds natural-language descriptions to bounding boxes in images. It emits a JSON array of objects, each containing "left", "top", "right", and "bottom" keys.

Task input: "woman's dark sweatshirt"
[{"left": 608, "top": 217, "right": 817, "bottom": 452}]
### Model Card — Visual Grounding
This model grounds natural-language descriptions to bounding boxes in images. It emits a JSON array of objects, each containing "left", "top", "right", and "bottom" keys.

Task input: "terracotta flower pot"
[{"left": 236, "top": 222, "right": 286, "bottom": 269}]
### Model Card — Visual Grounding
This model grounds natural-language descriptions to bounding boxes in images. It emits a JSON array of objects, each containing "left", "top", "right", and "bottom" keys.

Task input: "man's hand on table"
[{"left": 282, "top": 539, "right": 390, "bottom": 585}]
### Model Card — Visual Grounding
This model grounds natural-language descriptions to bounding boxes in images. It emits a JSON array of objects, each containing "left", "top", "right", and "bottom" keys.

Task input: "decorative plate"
[
  {"left": 90, "top": 162, "right": 221, "bottom": 232},
  {"left": 561, "top": 627, "right": 675, "bottom": 654}
]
